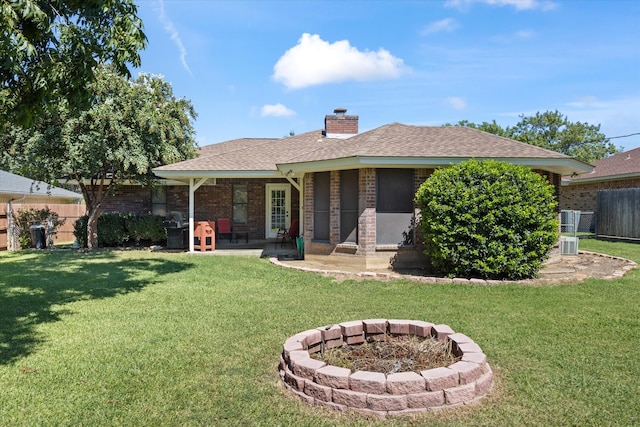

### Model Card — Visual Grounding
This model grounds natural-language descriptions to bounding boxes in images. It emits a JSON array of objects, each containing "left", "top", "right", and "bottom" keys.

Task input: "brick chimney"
[{"left": 324, "top": 108, "right": 358, "bottom": 138}]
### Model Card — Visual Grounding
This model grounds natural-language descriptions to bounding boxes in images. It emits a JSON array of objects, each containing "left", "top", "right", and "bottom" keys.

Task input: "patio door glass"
[{"left": 266, "top": 183, "right": 291, "bottom": 238}]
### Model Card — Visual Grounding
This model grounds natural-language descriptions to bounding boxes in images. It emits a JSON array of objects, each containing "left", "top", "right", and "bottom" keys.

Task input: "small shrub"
[
  {"left": 14, "top": 207, "right": 65, "bottom": 249},
  {"left": 127, "top": 214, "right": 166, "bottom": 244},
  {"left": 98, "top": 212, "right": 128, "bottom": 246},
  {"left": 73, "top": 216, "right": 88, "bottom": 248},
  {"left": 415, "top": 159, "right": 559, "bottom": 280}
]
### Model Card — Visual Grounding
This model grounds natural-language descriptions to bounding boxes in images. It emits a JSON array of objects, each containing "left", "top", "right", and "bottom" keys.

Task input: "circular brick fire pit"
[{"left": 279, "top": 319, "right": 493, "bottom": 418}]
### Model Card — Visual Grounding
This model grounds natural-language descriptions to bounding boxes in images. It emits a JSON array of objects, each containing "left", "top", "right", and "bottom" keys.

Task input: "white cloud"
[
  {"left": 492, "top": 29, "right": 536, "bottom": 43},
  {"left": 445, "top": 97, "right": 467, "bottom": 110},
  {"left": 261, "top": 103, "right": 295, "bottom": 117},
  {"left": 445, "top": 0, "right": 557, "bottom": 11},
  {"left": 421, "top": 18, "right": 460, "bottom": 35},
  {"left": 272, "top": 33, "right": 408, "bottom": 89},
  {"left": 154, "top": 0, "right": 192, "bottom": 75}
]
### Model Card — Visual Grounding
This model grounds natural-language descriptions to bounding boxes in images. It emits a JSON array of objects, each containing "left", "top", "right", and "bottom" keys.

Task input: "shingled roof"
[
  {"left": 0, "top": 170, "right": 83, "bottom": 202},
  {"left": 153, "top": 122, "right": 592, "bottom": 180},
  {"left": 564, "top": 147, "right": 640, "bottom": 183}
]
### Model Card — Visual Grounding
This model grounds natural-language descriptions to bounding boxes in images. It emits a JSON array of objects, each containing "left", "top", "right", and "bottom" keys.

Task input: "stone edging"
[
  {"left": 270, "top": 251, "right": 637, "bottom": 285},
  {"left": 279, "top": 320, "right": 493, "bottom": 418}
]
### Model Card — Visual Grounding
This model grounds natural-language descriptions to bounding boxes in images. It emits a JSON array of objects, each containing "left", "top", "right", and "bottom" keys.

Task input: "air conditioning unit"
[{"left": 560, "top": 236, "right": 579, "bottom": 255}]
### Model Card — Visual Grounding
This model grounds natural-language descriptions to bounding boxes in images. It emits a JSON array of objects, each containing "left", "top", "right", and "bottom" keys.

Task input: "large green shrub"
[
  {"left": 415, "top": 159, "right": 559, "bottom": 280},
  {"left": 73, "top": 213, "right": 166, "bottom": 248}
]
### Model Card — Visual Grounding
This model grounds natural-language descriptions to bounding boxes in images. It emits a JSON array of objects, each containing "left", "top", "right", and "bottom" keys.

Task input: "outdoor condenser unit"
[{"left": 560, "top": 236, "right": 579, "bottom": 255}]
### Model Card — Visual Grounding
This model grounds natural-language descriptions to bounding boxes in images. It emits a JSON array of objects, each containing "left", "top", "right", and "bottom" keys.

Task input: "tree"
[
  {"left": 508, "top": 110, "right": 618, "bottom": 163},
  {"left": 447, "top": 110, "right": 618, "bottom": 163},
  {"left": 444, "top": 119, "right": 508, "bottom": 137},
  {"left": 1, "top": 65, "right": 198, "bottom": 249},
  {"left": 1, "top": 0, "right": 146, "bottom": 126},
  {"left": 415, "top": 159, "right": 559, "bottom": 280}
]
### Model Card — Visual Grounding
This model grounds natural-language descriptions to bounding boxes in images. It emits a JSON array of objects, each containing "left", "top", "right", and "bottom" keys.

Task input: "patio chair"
[
  {"left": 276, "top": 219, "right": 298, "bottom": 248},
  {"left": 216, "top": 218, "right": 232, "bottom": 243}
]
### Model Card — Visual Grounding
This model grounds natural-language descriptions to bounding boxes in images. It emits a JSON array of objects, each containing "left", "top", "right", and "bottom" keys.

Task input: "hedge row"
[{"left": 73, "top": 212, "right": 166, "bottom": 248}]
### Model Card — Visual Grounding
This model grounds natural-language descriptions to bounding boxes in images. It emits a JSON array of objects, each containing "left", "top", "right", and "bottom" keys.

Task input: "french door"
[{"left": 265, "top": 183, "right": 291, "bottom": 238}]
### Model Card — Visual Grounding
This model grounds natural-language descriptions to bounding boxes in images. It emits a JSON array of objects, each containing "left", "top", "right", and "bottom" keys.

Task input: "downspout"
[{"left": 188, "top": 177, "right": 208, "bottom": 252}]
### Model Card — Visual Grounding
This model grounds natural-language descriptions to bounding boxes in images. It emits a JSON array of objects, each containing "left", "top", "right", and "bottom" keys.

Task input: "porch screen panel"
[
  {"left": 376, "top": 169, "right": 414, "bottom": 245},
  {"left": 340, "top": 169, "right": 358, "bottom": 243},
  {"left": 313, "top": 172, "right": 330, "bottom": 241}
]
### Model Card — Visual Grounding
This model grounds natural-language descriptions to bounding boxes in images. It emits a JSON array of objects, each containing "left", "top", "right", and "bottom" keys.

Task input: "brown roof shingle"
[
  {"left": 569, "top": 147, "right": 640, "bottom": 181},
  {"left": 154, "top": 123, "right": 590, "bottom": 177}
]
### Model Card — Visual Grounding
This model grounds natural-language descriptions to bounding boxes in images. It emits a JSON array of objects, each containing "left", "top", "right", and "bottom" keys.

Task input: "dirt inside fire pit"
[{"left": 311, "top": 334, "right": 461, "bottom": 375}]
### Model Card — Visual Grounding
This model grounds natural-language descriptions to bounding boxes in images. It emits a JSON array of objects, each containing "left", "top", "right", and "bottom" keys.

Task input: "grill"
[{"left": 163, "top": 211, "right": 188, "bottom": 249}]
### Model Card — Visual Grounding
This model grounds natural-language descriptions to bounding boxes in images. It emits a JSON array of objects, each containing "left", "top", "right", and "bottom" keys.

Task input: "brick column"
[
  {"left": 358, "top": 168, "right": 376, "bottom": 255},
  {"left": 329, "top": 170, "right": 341, "bottom": 244},
  {"left": 304, "top": 173, "right": 314, "bottom": 241}
]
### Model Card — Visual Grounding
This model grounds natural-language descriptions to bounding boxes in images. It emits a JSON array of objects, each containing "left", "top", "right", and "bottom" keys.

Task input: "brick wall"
[
  {"left": 560, "top": 177, "right": 640, "bottom": 211},
  {"left": 101, "top": 185, "right": 151, "bottom": 214},
  {"left": 100, "top": 178, "right": 299, "bottom": 240}
]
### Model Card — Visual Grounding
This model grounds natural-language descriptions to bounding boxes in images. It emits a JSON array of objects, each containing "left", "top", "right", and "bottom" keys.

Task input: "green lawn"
[{"left": 1, "top": 240, "right": 638, "bottom": 426}]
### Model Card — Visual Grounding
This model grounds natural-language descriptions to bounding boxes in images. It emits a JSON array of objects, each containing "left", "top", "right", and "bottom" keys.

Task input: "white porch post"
[{"left": 188, "top": 177, "right": 208, "bottom": 252}]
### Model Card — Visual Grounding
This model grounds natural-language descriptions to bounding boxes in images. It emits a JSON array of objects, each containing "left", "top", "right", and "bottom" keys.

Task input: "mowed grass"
[{"left": 0, "top": 240, "right": 638, "bottom": 426}]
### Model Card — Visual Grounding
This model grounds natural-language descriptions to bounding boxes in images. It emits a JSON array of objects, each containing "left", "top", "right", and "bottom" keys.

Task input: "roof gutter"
[{"left": 278, "top": 156, "right": 594, "bottom": 176}]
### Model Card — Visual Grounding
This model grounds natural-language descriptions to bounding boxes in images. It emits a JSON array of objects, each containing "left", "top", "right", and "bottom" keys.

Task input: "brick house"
[
  {"left": 134, "top": 108, "right": 591, "bottom": 269},
  {"left": 560, "top": 146, "right": 640, "bottom": 211}
]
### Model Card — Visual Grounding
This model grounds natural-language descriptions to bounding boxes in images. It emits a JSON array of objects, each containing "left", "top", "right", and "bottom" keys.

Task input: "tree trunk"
[{"left": 86, "top": 205, "right": 101, "bottom": 250}]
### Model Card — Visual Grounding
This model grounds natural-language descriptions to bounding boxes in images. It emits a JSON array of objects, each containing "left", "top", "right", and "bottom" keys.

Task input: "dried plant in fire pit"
[{"left": 311, "top": 334, "right": 461, "bottom": 374}]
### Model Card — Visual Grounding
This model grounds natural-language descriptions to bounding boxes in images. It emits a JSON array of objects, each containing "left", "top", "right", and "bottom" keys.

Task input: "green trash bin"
[{"left": 296, "top": 236, "right": 304, "bottom": 259}]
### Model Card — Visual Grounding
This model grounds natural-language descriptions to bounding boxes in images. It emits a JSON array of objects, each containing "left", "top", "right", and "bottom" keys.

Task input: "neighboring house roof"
[
  {"left": 563, "top": 147, "right": 640, "bottom": 185},
  {"left": 0, "top": 169, "right": 83, "bottom": 202},
  {"left": 154, "top": 123, "right": 592, "bottom": 181}
]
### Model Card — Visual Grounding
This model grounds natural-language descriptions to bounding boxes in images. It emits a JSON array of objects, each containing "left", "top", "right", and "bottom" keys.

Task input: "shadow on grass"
[{"left": 0, "top": 250, "right": 194, "bottom": 365}]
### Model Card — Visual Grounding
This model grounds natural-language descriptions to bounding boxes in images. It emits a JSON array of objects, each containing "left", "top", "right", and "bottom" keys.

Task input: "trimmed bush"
[
  {"left": 98, "top": 212, "right": 128, "bottom": 247},
  {"left": 127, "top": 214, "right": 166, "bottom": 244},
  {"left": 415, "top": 159, "right": 559, "bottom": 280},
  {"left": 73, "top": 212, "right": 166, "bottom": 248}
]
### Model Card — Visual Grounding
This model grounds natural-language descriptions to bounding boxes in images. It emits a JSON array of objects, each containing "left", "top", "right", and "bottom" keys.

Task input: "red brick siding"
[
  {"left": 560, "top": 177, "right": 640, "bottom": 211},
  {"left": 101, "top": 186, "right": 152, "bottom": 214}
]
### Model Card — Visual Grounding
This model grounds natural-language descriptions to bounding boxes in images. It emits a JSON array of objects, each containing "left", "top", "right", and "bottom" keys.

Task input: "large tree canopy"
[
  {"left": 1, "top": 65, "right": 198, "bottom": 248},
  {"left": 447, "top": 110, "right": 619, "bottom": 163},
  {"left": 1, "top": 0, "right": 146, "bottom": 125}
]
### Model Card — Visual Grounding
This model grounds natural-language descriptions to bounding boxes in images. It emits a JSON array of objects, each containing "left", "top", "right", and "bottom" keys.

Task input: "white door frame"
[{"left": 265, "top": 183, "right": 291, "bottom": 239}]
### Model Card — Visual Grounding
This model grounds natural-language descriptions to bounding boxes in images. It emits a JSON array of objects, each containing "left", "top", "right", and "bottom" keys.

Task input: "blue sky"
[{"left": 133, "top": 0, "right": 640, "bottom": 152}]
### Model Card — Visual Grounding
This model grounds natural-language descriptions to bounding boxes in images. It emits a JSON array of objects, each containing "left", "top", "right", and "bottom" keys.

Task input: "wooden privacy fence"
[
  {"left": 596, "top": 188, "right": 639, "bottom": 240},
  {"left": 0, "top": 205, "right": 7, "bottom": 251},
  {"left": 0, "top": 203, "right": 86, "bottom": 250}
]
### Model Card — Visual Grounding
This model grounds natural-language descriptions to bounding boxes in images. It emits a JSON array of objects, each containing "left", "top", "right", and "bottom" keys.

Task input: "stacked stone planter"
[{"left": 279, "top": 319, "right": 493, "bottom": 418}]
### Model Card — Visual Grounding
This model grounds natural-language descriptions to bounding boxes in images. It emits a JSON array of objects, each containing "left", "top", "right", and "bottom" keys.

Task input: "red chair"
[
  {"left": 216, "top": 218, "right": 232, "bottom": 243},
  {"left": 276, "top": 219, "right": 298, "bottom": 248}
]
